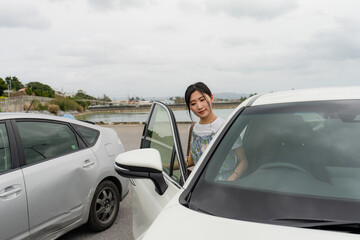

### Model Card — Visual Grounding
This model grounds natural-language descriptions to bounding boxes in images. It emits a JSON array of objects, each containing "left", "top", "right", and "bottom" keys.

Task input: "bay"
[{"left": 77, "top": 108, "right": 236, "bottom": 123}]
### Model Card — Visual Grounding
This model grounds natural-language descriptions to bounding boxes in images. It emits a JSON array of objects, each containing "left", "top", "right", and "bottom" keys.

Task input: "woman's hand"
[
  {"left": 185, "top": 155, "right": 194, "bottom": 167},
  {"left": 227, "top": 172, "right": 240, "bottom": 181}
]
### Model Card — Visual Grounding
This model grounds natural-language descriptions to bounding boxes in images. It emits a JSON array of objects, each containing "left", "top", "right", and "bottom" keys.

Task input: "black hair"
[{"left": 184, "top": 82, "right": 213, "bottom": 120}]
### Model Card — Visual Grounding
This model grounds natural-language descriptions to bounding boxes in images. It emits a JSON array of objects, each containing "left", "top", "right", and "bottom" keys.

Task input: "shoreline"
[{"left": 76, "top": 102, "right": 240, "bottom": 119}]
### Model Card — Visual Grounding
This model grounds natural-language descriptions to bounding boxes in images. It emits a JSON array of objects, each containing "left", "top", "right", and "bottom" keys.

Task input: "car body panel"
[
  {"left": 23, "top": 148, "right": 98, "bottom": 239},
  {"left": 91, "top": 129, "right": 129, "bottom": 199},
  {"left": 0, "top": 169, "right": 29, "bottom": 240},
  {"left": 143, "top": 197, "right": 360, "bottom": 240},
  {"left": 132, "top": 178, "right": 181, "bottom": 239}
]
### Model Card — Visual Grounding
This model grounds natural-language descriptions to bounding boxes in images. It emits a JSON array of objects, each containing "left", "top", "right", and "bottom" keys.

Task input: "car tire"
[{"left": 87, "top": 180, "right": 120, "bottom": 232}]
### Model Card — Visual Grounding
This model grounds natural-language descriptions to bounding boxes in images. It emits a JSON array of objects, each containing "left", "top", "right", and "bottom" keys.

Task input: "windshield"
[{"left": 188, "top": 100, "right": 360, "bottom": 227}]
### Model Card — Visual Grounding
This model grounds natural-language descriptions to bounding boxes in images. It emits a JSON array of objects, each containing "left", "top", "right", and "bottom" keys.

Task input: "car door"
[
  {"left": 0, "top": 121, "right": 30, "bottom": 240},
  {"left": 13, "top": 119, "right": 99, "bottom": 239},
  {"left": 131, "top": 101, "right": 187, "bottom": 239}
]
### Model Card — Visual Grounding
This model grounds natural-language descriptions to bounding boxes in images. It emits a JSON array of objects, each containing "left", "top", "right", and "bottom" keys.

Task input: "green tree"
[
  {"left": 26, "top": 82, "right": 55, "bottom": 98},
  {"left": 174, "top": 96, "right": 185, "bottom": 104},
  {"left": 74, "top": 90, "right": 97, "bottom": 100},
  {"left": 25, "top": 88, "right": 32, "bottom": 95},
  {"left": 99, "top": 94, "right": 112, "bottom": 102},
  {"left": 5, "top": 76, "right": 24, "bottom": 91},
  {"left": 0, "top": 78, "right": 8, "bottom": 96}
]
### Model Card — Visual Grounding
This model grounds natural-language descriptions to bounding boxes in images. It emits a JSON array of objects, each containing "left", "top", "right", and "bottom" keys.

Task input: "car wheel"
[{"left": 87, "top": 180, "right": 120, "bottom": 232}]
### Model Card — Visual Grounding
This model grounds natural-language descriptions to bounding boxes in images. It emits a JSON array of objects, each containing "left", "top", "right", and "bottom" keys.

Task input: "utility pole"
[
  {"left": 4, "top": 79, "right": 13, "bottom": 111},
  {"left": 7, "top": 79, "right": 11, "bottom": 99}
]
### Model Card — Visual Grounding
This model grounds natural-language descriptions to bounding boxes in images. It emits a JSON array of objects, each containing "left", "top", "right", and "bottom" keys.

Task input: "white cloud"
[{"left": 87, "top": 0, "right": 153, "bottom": 11}]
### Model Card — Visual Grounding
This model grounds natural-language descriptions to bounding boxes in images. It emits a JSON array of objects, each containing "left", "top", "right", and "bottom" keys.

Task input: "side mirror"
[{"left": 115, "top": 148, "right": 168, "bottom": 195}]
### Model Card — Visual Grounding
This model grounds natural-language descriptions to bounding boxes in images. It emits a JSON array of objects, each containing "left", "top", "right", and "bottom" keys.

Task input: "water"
[{"left": 77, "top": 108, "right": 236, "bottom": 123}]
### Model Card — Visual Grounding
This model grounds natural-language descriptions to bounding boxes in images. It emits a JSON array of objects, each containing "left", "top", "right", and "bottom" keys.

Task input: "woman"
[{"left": 185, "top": 82, "right": 247, "bottom": 181}]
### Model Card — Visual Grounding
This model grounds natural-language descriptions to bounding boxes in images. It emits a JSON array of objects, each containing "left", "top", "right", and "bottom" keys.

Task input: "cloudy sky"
[{"left": 1, "top": 0, "right": 360, "bottom": 99}]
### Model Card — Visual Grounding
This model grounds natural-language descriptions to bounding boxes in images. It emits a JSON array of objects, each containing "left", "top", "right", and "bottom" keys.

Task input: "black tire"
[{"left": 87, "top": 180, "right": 120, "bottom": 232}]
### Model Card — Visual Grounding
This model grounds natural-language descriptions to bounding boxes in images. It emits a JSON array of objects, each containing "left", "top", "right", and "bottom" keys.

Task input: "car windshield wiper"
[{"left": 272, "top": 218, "right": 360, "bottom": 234}]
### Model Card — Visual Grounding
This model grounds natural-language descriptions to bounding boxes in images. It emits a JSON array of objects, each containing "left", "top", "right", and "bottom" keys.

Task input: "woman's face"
[{"left": 189, "top": 90, "right": 214, "bottom": 119}]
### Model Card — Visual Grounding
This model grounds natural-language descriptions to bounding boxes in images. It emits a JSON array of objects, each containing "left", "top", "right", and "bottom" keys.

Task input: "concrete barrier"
[{"left": 0, "top": 96, "right": 53, "bottom": 112}]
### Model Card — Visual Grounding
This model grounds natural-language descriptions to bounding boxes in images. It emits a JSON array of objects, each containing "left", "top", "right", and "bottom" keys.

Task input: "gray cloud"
[
  {"left": 58, "top": 40, "right": 124, "bottom": 67},
  {"left": 205, "top": 0, "right": 298, "bottom": 20},
  {"left": 303, "top": 20, "right": 360, "bottom": 61},
  {"left": 220, "top": 36, "right": 260, "bottom": 47},
  {"left": 0, "top": 2, "right": 51, "bottom": 29},
  {"left": 177, "top": 0, "right": 203, "bottom": 14},
  {"left": 153, "top": 24, "right": 178, "bottom": 32}
]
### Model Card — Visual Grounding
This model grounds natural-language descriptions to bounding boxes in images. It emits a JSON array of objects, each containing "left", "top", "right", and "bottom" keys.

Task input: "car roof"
[
  {"left": 0, "top": 112, "right": 98, "bottom": 129},
  {"left": 244, "top": 86, "right": 360, "bottom": 107}
]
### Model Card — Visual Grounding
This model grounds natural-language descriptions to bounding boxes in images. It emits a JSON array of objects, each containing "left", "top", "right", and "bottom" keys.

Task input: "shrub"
[
  {"left": 77, "top": 105, "right": 84, "bottom": 113},
  {"left": 48, "top": 104, "right": 59, "bottom": 115},
  {"left": 76, "top": 100, "right": 91, "bottom": 110},
  {"left": 25, "top": 100, "right": 47, "bottom": 111},
  {"left": 52, "top": 96, "right": 79, "bottom": 111}
]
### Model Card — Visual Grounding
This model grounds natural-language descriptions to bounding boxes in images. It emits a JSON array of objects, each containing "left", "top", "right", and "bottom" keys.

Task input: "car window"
[
  {"left": 171, "top": 155, "right": 181, "bottom": 182},
  {"left": 73, "top": 124, "right": 99, "bottom": 146},
  {"left": 0, "top": 123, "right": 11, "bottom": 172},
  {"left": 142, "top": 104, "right": 182, "bottom": 184},
  {"left": 17, "top": 121, "right": 79, "bottom": 164},
  {"left": 187, "top": 100, "right": 360, "bottom": 225}
]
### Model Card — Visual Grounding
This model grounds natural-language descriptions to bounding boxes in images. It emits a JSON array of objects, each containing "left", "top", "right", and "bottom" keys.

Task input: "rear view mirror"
[{"left": 115, "top": 149, "right": 168, "bottom": 195}]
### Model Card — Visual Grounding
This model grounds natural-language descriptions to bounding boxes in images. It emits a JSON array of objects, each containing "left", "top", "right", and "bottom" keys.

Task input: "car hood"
[{"left": 142, "top": 200, "right": 359, "bottom": 240}]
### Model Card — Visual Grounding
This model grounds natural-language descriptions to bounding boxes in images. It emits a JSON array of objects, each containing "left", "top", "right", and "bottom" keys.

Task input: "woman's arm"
[
  {"left": 227, "top": 146, "right": 248, "bottom": 181},
  {"left": 165, "top": 153, "right": 194, "bottom": 170}
]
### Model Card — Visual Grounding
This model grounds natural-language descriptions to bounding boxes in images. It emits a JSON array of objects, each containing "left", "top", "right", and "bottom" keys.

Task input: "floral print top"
[
  {"left": 190, "top": 131, "right": 215, "bottom": 165},
  {"left": 190, "top": 118, "right": 241, "bottom": 181}
]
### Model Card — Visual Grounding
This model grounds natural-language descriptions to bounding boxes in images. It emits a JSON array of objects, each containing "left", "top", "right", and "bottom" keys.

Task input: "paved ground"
[{"left": 60, "top": 123, "right": 191, "bottom": 240}]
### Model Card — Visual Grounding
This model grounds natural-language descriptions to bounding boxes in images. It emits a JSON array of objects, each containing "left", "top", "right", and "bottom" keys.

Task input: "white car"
[
  {"left": 0, "top": 113, "right": 129, "bottom": 239},
  {"left": 115, "top": 87, "right": 360, "bottom": 239}
]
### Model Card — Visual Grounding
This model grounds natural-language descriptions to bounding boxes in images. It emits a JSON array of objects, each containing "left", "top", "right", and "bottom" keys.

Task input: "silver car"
[{"left": 0, "top": 113, "right": 129, "bottom": 240}]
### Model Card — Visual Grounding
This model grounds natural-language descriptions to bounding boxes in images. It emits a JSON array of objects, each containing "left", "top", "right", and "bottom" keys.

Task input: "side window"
[
  {"left": 172, "top": 155, "right": 181, "bottom": 182},
  {"left": 0, "top": 123, "right": 11, "bottom": 172},
  {"left": 17, "top": 121, "right": 79, "bottom": 164},
  {"left": 143, "top": 104, "right": 181, "bottom": 184},
  {"left": 73, "top": 124, "right": 99, "bottom": 146}
]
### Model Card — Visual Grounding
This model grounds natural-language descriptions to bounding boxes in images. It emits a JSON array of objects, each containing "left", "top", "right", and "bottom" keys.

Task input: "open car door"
[{"left": 118, "top": 101, "right": 188, "bottom": 239}]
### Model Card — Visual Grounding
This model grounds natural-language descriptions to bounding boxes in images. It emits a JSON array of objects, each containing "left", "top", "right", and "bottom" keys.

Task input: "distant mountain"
[
  {"left": 214, "top": 92, "right": 249, "bottom": 100},
  {"left": 138, "top": 92, "right": 250, "bottom": 101}
]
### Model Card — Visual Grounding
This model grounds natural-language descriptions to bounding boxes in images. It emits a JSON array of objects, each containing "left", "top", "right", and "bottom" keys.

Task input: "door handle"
[
  {"left": 83, "top": 159, "right": 95, "bottom": 168},
  {"left": 0, "top": 185, "right": 22, "bottom": 199}
]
